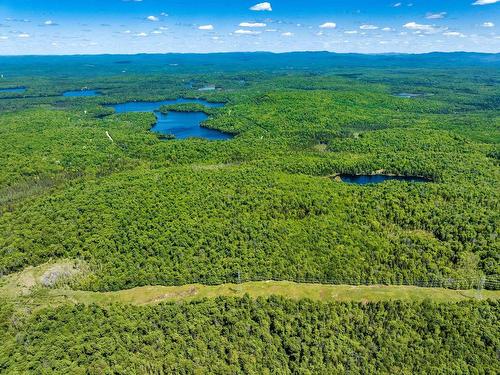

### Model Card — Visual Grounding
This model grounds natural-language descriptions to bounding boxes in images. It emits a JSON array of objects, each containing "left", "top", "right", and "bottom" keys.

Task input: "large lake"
[
  {"left": 339, "top": 175, "right": 430, "bottom": 185},
  {"left": 110, "top": 98, "right": 231, "bottom": 140}
]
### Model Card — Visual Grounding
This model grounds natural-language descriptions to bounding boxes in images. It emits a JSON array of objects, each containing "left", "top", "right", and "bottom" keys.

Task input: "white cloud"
[
  {"left": 319, "top": 22, "right": 337, "bottom": 29},
  {"left": 160, "top": 12, "right": 168, "bottom": 17},
  {"left": 147, "top": 16, "right": 159, "bottom": 22},
  {"left": 234, "top": 29, "right": 261, "bottom": 35},
  {"left": 18, "top": 33, "right": 30, "bottom": 38},
  {"left": 382, "top": 27, "right": 393, "bottom": 31},
  {"left": 426, "top": 12, "right": 447, "bottom": 19},
  {"left": 281, "top": 32, "right": 293, "bottom": 36},
  {"left": 44, "top": 20, "right": 58, "bottom": 26},
  {"left": 239, "top": 22, "right": 266, "bottom": 27},
  {"left": 443, "top": 31, "right": 465, "bottom": 37},
  {"left": 0, "top": 36, "right": 8, "bottom": 40},
  {"left": 360, "top": 24, "right": 378, "bottom": 30},
  {"left": 135, "top": 32, "right": 148, "bottom": 37},
  {"left": 482, "top": 22, "right": 495, "bottom": 27},
  {"left": 344, "top": 30, "right": 358, "bottom": 34},
  {"left": 403, "top": 22, "right": 439, "bottom": 33},
  {"left": 250, "top": 2, "right": 272, "bottom": 11},
  {"left": 393, "top": 2, "right": 402, "bottom": 7},
  {"left": 473, "top": 0, "right": 499, "bottom": 5},
  {"left": 151, "top": 30, "right": 162, "bottom": 34},
  {"left": 198, "top": 25, "right": 214, "bottom": 30},
  {"left": 265, "top": 29, "right": 277, "bottom": 32}
]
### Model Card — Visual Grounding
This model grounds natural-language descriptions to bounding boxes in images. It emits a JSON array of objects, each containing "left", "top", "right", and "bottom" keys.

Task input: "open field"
[{"left": 2, "top": 261, "right": 498, "bottom": 309}]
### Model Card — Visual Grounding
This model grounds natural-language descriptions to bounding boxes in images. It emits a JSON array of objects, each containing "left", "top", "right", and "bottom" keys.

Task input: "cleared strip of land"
[
  {"left": 1, "top": 261, "right": 498, "bottom": 307},
  {"left": 56, "top": 281, "right": 499, "bottom": 305}
]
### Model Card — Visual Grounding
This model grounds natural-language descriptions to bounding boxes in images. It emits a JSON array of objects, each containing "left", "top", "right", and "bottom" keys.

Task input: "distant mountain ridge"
[{"left": 0, "top": 51, "right": 498, "bottom": 77}]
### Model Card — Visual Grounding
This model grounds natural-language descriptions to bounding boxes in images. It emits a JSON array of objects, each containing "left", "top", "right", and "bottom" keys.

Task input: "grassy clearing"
[
  {"left": 57, "top": 281, "right": 499, "bottom": 305},
  {"left": 1, "top": 261, "right": 498, "bottom": 309}
]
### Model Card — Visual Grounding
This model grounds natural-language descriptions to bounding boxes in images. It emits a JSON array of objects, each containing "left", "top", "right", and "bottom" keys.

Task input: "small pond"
[
  {"left": 0, "top": 87, "right": 26, "bottom": 93},
  {"left": 394, "top": 93, "right": 423, "bottom": 99},
  {"left": 63, "top": 90, "right": 100, "bottom": 97},
  {"left": 198, "top": 86, "right": 216, "bottom": 92},
  {"left": 109, "top": 98, "right": 231, "bottom": 140},
  {"left": 339, "top": 175, "right": 430, "bottom": 185}
]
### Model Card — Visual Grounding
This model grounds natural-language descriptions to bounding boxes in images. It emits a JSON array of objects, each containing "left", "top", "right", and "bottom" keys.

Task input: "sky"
[{"left": 0, "top": 0, "right": 498, "bottom": 55}]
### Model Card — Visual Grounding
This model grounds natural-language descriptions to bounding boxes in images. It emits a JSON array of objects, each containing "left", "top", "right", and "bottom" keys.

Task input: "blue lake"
[
  {"left": 63, "top": 90, "right": 100, "bottom": 97},
  {"left": 110, "top": 98, "right": 231, "bottom": 140},
  {"left": 0, "top": 87, "right": 26, "bottom": 93},
  {"left": 340, "top": 175, "right": 430, "bottom": 185}
]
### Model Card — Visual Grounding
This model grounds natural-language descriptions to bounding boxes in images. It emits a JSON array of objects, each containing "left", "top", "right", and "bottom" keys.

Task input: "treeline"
[{"left": 1, "top": 297, "right": 498, "bottom": 374}]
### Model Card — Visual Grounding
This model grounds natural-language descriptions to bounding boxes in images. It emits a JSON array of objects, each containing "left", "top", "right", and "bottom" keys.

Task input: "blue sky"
[{"left": 0, "top": 0, "right": 498, "bottom": 55}]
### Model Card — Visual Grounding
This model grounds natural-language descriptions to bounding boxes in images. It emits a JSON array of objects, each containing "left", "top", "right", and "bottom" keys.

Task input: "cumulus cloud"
[
  {"left": 319, "top": 22, "right": 337, "bottom": 29},
  {"left": 472, "top": 0, "right": 499, "bottom": 5},
  {"left": 43, "top": 20, "right": 58, "bottom": 26},
  {"left": 135, "top": 32, "right": 148, "bottom": 37},
  {"left": 360, "top": 24, "right": 378, "bottom": 30},
  {"left": 239, "top": 22, "right": 266, "bottom": 27},
  {"left": 250, "top": 2, "right": 272, "bottom": 11},
  {"left": 382, "top": 27, "right": 393, "bottom": 31},
  {"left": 147, "top": 16, "right": 159, "bottom": 22},
  {"left": 393, "top": 2, "right": 402, "bottom": 7},
  {"left": 234, "top": 29, "right": 261, "bottom": 35},
  {"left": 281, "top": 31, "right": 293, "bottom": 36},
  {"left": 198, "top": 25, "right": 214, "bottom": 30},
  {"left": 344, "top": 30, "right": 358, "bottom": 34},
  {"left": 443, "top": 31, "right": 465, "bottom": 37},
  {"left": 403, "top": 22, "right": 441, "bottom": 33},
  {"left": 482, "top": 22, "right": 495, "bottom": 27},
  {"left": 426, "top": 12, "right": 447, "bottom": 19}
]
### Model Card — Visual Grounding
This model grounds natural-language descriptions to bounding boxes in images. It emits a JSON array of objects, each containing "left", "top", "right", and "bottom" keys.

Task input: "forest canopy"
[{"left": 0, "top": 62, "right": 498, "bottom": 290}]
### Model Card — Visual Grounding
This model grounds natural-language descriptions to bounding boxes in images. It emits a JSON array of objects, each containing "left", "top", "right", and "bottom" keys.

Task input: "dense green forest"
[
  {"left": 1, "top": 296, "right": 498, "bottom": 374},
  {"left": 0, "top": 54, "right": 500, "bottom": 374},
  {"left": 0, "top": 52, "right": 498, "bottom": 372},
  {"left": 0, "top": 56, "right": 498, "bottom": 290}
]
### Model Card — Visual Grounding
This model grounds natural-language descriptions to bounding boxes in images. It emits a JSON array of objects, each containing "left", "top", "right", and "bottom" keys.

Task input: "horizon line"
[{"left": 0, "top": 50, "right": 499, "bottom": 58}]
